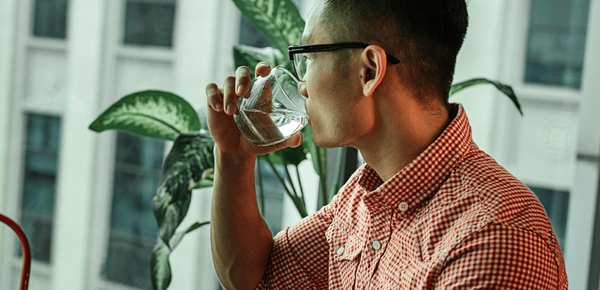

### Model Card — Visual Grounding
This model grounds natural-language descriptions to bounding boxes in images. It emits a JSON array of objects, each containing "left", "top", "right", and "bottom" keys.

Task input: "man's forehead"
[{"left": 301, "top": 1, "right": 329, "bottom": 45}]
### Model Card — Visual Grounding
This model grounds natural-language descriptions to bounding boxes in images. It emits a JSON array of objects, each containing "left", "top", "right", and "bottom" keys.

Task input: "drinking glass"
[{"left": 234, "top": 66, "right": 309, "bottom": 146}]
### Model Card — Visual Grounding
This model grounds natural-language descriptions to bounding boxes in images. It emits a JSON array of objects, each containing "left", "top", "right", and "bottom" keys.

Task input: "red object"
[
  {"left": 0, "top": 213, "right": 30, "bottom": 290},
  {"left": 255, "top": 104, "right": 567, "bottom": 289}
]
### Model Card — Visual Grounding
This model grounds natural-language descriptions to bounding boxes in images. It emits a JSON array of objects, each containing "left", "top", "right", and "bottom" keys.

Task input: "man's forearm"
[{"left": 210, "top": 149, "right": 274, "bottom": 290}]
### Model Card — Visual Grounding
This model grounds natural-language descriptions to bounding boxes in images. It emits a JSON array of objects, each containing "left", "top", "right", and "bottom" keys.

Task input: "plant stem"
[
  {"left": 295, "top": 164, "right": 305, "bottom": 202},
  {"left": 265, "top": 158, "right": 308, "bottom": 218},
  {"left": 295, "top": 166, "right": 306, "bottom": 215},
  {"left": 330, "top": 147, "right": 345, "bottom": 202},
  {"left": 317, "top": 147, "right": 328, "bottom": 208},
  {"left": 279, "top": 154, "right": 308, "bottom": 216},
  {"left": 281, "top": 157, "right": 299, "bottom": 199},
  {"left": 256, "top": 160, "right": 265, "bottom": 216}
]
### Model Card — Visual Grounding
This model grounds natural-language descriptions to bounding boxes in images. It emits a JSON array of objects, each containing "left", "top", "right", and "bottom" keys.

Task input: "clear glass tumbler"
[{"left": 234, "top": 66, "right": 309, "bottom": 146}]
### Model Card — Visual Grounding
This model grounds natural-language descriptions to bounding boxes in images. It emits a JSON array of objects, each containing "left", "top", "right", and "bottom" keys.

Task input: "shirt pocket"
[{"left": 326, "top": 222, "right": 363, "bottom": 289}]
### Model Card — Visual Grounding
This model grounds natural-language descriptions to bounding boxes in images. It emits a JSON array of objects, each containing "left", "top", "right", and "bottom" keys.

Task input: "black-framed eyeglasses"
[{"left": 288, "top": 42, "right": 400, "bottom": 81}]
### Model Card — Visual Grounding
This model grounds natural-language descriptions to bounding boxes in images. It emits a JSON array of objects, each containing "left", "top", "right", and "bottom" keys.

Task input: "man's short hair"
[{"left": 323, "top": 0, "right": 469, "bottom": 106}]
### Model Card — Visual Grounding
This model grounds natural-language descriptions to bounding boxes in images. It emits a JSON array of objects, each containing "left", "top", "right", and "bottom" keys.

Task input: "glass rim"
[{"left": 273, "top": 66, "right": 307, "bottom": 115}]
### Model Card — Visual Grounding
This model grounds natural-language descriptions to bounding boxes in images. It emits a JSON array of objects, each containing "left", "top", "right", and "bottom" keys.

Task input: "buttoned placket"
[{"left": 360, "top": 198, "right": 394, "bottom": 290}]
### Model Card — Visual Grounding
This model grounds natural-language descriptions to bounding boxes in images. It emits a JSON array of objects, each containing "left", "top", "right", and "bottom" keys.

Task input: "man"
[{"left": 205, "top": 0, "right": 568, "bottom": 289}]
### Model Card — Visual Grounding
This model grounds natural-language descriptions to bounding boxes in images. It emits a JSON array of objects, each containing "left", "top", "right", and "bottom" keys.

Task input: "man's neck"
[{"left": 357, "top": 100, "right": 452, "bottom": 182}]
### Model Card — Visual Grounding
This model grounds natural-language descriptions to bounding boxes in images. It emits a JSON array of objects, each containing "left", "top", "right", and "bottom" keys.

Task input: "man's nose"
[{"left": 298, "top": 81, "right": 308, "bottom": 98}]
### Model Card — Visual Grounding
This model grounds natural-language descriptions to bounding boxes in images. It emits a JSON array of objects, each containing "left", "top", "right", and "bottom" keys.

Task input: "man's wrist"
[{"left": 214, "top": 147, "right": 257, "bottom": 172}]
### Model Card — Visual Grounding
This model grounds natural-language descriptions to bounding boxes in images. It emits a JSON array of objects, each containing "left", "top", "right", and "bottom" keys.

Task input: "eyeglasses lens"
[{"left": 293, "top": 53, "right": 308, "bottom": 81}]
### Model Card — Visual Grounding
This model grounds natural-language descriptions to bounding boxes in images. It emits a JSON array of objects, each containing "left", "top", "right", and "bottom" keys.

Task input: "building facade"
[{"left": 1, "top": 0, "right": 600, "bottom": 289}]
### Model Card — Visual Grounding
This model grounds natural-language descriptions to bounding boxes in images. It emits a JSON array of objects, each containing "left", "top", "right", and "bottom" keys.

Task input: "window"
[
  {"left": 528, "top": 186, "right": 570, "bottom": 251},
  {"left": 32, "top": 0, "right": 68, "bottom": 39},
  {"left": 18, "top": 114, "right": 61, "bottom": 263},
  {"left": 103, "top": 133, "right": 164, "bottom": 290},
  {"left": 123, "top": 0, "right": 177, "bottom": 47},
  {"left": 524, "top": 0, "right": 591, "bottom": 89}
]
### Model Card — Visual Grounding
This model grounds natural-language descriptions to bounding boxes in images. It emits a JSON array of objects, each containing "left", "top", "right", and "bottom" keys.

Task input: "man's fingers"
[
  {"left": 206, "top": 83, "right": 223, "bottom": 112},
  {"left": 235, "top": 66, "right": 251, "bottom": 96},
  {"left": 255, "top": 62, "right": 271, "bottom": 78},
  {"left": 286, "top": 133, "right": 303, "bottom": 148},
  {"left": 223, "top": 76, "right": 237, "bottom": 115}
]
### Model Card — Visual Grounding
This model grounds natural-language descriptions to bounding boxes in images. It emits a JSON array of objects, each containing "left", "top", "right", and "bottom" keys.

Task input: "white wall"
[
  {"left": 0, "top": 0, "right": 18, "bottom": 260},
  {"left": 453, "top": 0, "right": 507, "bottom": 154},
  {"left": 50, "top": 0, "right": 106, "bottom": 289}
]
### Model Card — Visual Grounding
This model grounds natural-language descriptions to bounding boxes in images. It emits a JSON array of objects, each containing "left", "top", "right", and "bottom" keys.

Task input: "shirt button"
[
  {"left": 336, "top": 246, "right": 345, "bottom": 256},
  {"left": 398, "top": 202, "right": 409, "bottom": 212},
  {"left": 372, "top": 240, "right": 381, "bottom": 250}
]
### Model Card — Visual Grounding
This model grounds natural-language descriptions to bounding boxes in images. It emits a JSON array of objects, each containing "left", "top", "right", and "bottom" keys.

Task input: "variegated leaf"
[
  {"left": 152, "top": 132, "right": 215, "bottom": 245},
  {"left": 89, "top": 90, "right": 201, "bottom": 141},
  {"left": 233, "top": 0, "right": 305, "bottom": 55},
  {"left": 233, "top": 45, "right": 291, "bottom": 78},
  {"left": 151, "top": 239, "right": 172, "bottom": 290},
  {"left": 151, "top": 221, "right": 210, "bottom": 290}
]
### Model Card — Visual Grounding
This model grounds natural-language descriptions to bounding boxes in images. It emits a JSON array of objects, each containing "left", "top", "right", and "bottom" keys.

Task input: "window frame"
[
  {"left": 118, "top": 0, "right": 177, "bottom": 51},
  {"left": 500, "top": 0, "right": 583, "bottom": 106},
  {"left": 496, "top": 1, "right": 600, "bottom": 288},
  {"left": 30, "top": 0, "right": 69, "bottom": 40},
  {"left": 1, "top": 0, "right": 68, "bottom": 288}
]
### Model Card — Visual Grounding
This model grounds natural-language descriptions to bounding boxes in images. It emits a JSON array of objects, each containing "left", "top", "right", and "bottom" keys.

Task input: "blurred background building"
[{"left": 0, "top": 0, "right": 599, "bottom": 289}]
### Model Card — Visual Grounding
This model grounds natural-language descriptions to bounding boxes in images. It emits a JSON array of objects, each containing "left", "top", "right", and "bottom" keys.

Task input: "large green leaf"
[
  {"left": 265, "top": 145, "right": 307, "bottom": 166},
  {"left": 450, "top": 78, "right": 523, "bottom": 116},
  {"left": 151, "top": 239, "right": 172, "bottom": 290},
  {"left": 89, "top": 90, "right": 201, "bottom": 141},
  {"left": 233, "top": 45, "right": 282, "bottom": 74},
  {"left": 152, "top": 132, "right": 215, "bottom": 245},
  {"left": 233, "top": 45, "right": 294, "bottom": 78},
  {"left": 232, "top": 0, "right": 305, "bottom": 55},
  {"left": 151, "top": 221, "right": 210, "bottom": 290}
]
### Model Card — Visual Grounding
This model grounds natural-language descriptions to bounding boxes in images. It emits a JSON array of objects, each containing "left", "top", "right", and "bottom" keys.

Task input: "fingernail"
[
  {"left": 257, "top": 62, "right": 268, "bottom": 67},
  {"left": 215, "top": 103, "right": 222, "bottom": 111},
  {"left": 226, "top": 103, "right": 233, "bottom": 114},
  {"left": 237, "top": 85, "right": 243, "bottom": 95}
]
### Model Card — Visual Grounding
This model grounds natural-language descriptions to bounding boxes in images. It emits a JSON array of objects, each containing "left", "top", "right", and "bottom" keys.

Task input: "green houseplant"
[{"left": 89, "top": 0, "right": 523, "bottom": 289}]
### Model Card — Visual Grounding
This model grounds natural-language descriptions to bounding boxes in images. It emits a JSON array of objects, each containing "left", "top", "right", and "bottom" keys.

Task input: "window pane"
[
  {"left": 18, "top": 114, "right": 61, "bottom": 263},
  {"left": 104, "top": 133, "right": 164, "bottom": 290},
  {"left": 123, "top": 0, "right": 176, "bottom": 47},
  {"left": 524, "top": 0, "right": 591, "bottom": 89},
  {"left": 528, "top": 185, "right": 570, "bottom": 251},
  {"left": 33, "top": 0, "right": 68, "bottom": 39}
]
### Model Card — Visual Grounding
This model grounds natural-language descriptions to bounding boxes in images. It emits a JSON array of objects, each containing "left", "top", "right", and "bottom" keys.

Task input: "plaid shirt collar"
[{"left": 356, "top": 103, "right": 472, "bottom": 216}]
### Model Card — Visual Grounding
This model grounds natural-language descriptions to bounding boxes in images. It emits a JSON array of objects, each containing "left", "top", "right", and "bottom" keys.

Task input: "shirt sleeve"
[
  {"left": 434, "top": 223, "right": 566, "bottom": 289},
  {"left": 254, "top": 195, "right": 337, "bottom": 290}
]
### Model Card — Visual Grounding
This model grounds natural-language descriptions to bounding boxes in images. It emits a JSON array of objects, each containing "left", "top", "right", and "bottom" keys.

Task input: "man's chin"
[{"left": 312, "top": 135, "right": 341, "bottom": 149}]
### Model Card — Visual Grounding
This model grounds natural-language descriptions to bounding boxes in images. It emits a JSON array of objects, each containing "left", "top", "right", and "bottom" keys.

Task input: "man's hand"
[
  {"left": 206, "top": 63, "right": 302, "bottom": 158},
  {"left": 208, "top": 63, "right": 303, "bottom": 290}
]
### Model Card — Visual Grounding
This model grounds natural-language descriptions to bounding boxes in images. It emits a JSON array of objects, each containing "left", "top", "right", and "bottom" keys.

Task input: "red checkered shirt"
[{"left": 256, "top": 104, "right": 568, "bottom": 289}]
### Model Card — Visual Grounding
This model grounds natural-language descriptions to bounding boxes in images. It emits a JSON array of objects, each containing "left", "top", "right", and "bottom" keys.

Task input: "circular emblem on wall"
[{"left": 535, "top": 115, "right": 577, "bottom": 162}]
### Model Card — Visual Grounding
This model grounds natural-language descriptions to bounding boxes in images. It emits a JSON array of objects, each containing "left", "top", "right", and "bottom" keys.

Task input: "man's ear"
[{"left": 360, "top": 45, "right": 387, "bottom": 96}]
